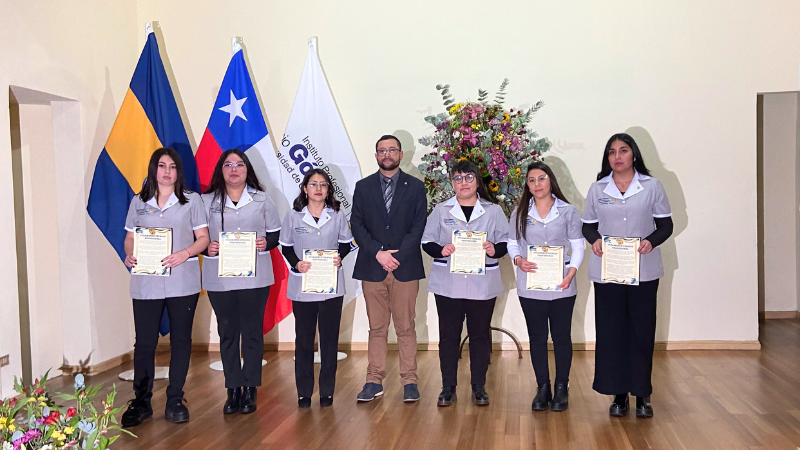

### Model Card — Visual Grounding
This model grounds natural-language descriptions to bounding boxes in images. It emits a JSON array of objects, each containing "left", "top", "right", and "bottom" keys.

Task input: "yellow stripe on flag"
[{"left": 105, "top": 89, "right": 163, "bottom": 192}]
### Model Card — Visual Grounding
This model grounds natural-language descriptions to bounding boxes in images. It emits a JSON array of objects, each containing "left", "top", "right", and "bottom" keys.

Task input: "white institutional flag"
[{"left": 276, "top": 37, "right": 362, "bottom": 305}]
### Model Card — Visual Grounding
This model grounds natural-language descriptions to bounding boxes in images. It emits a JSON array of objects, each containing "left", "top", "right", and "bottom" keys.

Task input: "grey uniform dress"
[
  {"left": 201, "top": 187, "right": 281, "bottom": 390},
  {"left": 508, "top": 196, "right": 584, "bottom": 386},
  {"left": 279, "top": 206, "right": 354, "bottom": 399},
  {"left": 421, "top": 196, "right": 508, "bottom": 388},
  {"left": 582, "top": 171, "right": 672, "bottom": 397},
  {"left": 123, "top": 190, "right": 207, "bottom": 403}
]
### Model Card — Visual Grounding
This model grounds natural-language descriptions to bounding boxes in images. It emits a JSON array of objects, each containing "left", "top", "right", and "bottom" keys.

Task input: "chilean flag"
[{"left": 195, "top": 42, "right": 291, "bottom": 334}]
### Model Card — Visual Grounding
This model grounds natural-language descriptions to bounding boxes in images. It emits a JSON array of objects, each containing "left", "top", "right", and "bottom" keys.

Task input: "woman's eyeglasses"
[{"left": 452, "top": 174, "right": 476, "bottom": 184}]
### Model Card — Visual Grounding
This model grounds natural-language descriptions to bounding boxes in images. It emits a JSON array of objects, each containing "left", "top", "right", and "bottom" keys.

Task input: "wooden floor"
[{"left": 44, "top": 319, "right": 800, "bottom": 449}]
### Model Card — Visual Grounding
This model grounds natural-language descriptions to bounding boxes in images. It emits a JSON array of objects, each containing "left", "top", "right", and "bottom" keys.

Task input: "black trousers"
[
  {"left": 520, "top": 295, "right": 576, "bottom": 385},
  {"left": 293, "top": 297, "right": 343, "bottom": 398},
  {"left": 435, "top": 295, "right": 496, "bottom": 386},
  {"left": 132, "top": 294, "right": 199, "bottom": 402},
  {"left": 208, "top": 287, "right": 270, "bottom": 388},
  {"left": 593, "top": 280, "right": 659, "bottom": 397}
]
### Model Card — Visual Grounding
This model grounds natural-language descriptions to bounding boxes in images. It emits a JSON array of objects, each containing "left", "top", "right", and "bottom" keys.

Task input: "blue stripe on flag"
[{"left": 87, "top": 149, "right": 135, "bottom": 261}]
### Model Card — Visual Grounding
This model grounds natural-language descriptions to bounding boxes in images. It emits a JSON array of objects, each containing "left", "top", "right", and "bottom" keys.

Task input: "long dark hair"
[
  {"left": 139, "top": 148, "right": 189, "bottom": 205},
  {"left": 293, "top": 168, "right": 341, "bottom": 212},
  {"left": 203, "top": 149, "right": 264, "bottom": 231},
  {"left": 516, "top": 161, "right": 569, "bottom": 239},
  {"left": 597, "top": 133, "right": 651, "bottom": 181},
  {"left": 450, "top": 160, "right": 492, "bottom": 202}
]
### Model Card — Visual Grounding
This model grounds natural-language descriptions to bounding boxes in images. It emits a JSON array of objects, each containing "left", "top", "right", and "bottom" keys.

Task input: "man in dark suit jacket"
[{"left": 351, "top": 134, "right": 427, "bottom": 403}]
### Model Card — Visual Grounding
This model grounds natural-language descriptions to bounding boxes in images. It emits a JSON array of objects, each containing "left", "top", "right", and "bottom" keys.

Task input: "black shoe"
[
  {"left": 551, "top": 382, "right": 569, "bottom": 412},
  {"left": 320, "top": 396, "right": 334, "bottom": 408},
  {"left": 636, "top": 396, "right": 653, "bottom": 418},
  {"left": 437, "top": 386, "right": 457, "bottom": 407},
  {"left": 471, "top": 384, "right": 490, "bottom": 406},
  {"left": 240, "top": 387, "right": 257, "bottom": 414},
  {"left": 609, "top": 394, "right": 629, "bottom": 417},
  {"left": 165, "top": 397, "right": 189, "bottom": 424},
  {"left": 223, "top": 387, "right": 242, "bottom": 414},
  {"left": 121, "top": 399, "right": 152, "bottom": 428},
  {"left": 298, "top": 397, "right": 312, "bottom": 408},
  {"left": 531, "top": 382, "right": 552, "bottom": 411}
]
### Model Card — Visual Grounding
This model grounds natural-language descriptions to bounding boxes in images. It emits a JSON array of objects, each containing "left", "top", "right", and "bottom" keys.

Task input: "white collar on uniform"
[
  {"left": 601, "top": 170, "right": 650, "bottom": 200},
  {"left": 444, "top": 194, "right": 486, "bottom": 222},
  {"left": 224, "top": 186, "right": 256, "bottom": 210},
  {"left": 528, "top": 194, "right": 568, "bottom": 224},
  {"left": 146, "top": 191, "right": 180, "bottom": 212},
  {"left": 301, "top": 206, "right": 334, "bottom": 229}
]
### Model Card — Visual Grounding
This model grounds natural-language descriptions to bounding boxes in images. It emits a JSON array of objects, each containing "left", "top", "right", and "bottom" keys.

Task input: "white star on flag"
[{"left": 218, "top": 90, "right": 248, "bottom": 126}]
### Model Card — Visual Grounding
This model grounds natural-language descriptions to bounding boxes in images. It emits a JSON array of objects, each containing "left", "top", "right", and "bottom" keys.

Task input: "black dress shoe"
[
  {"left": 437, "top": 386, "right": 457, "bottom": 407},
  {"left": 121, "top": 399, "right": 153, "bottom": 428},
  {"left": 223, "top": 387, "right": 242, "bottom": 414},
  {"left": 636, "top": 396, "right": 653, "bottom": 418},
  {"left": 609, "top": 394, "right": 629, "bottom": 417},
  {"left": 551, "top": 382, "right": 569, "bottom": 412},
  {"left": 531, "top": 382, "right": 552, "bottom": 411},
  {"left": 241, "top": 387, "right": 257, "bottom": 414},
  {"left": 298, "top": 397, "right": 312, "bottom": 408},
  {"left": 471, "top": 384, "right": 490, "bottom": 406},
  {"left": 165, "top": 398, "right": 189, "bottom": 423},
  {"left": 320, "top": 396, "right": 334, "bottom": 408}
]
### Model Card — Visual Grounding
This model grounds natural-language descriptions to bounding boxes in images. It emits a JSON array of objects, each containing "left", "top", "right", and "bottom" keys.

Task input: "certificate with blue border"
[{"left": 601, "top": 236, "right": 640, "bottom": 285}]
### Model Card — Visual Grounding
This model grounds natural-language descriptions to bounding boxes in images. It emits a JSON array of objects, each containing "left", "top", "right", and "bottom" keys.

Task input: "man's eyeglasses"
[{"left": 377, "top": 148, "right": 400, "bottom": 156}]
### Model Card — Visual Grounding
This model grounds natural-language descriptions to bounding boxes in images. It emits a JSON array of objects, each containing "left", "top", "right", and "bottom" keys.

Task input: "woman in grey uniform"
[
  {"left": 421, "top": 160, "right": 509, "bottom": 407},
  {"left": 280, "top": 169, "right": 354, "bottom": 408},
  {"left": 582, "top": 133, "right": 673, "bottom": 418},
  {"left": 508, "top": 161, "right": 584, "bottom": 412},
  {"left": 202, "top": 149, "right": 281, "bottom": 415},
  {"left": 121, "top": 148, "right": 209, "bottom": 427}
]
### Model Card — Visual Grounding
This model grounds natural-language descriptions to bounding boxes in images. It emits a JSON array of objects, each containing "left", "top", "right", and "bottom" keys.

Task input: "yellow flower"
[
  {"left": 8, "top": 424, "right": 15, "bottom": 432},
  {"left": 504, "top": 140, "right": 511, "bottom": 146},
  {"left": 503, "top": 113, "right": 510, "bottom": 122},
  {"left": 457, "top": 157, "right": 468, "bottom": 162},
  {"left": 37, "top": 396, "right": 46, "bottom": 401},
  {"left": 448, "top": 103, "right": 463, "bottom": 115},
  {"left": 488, "top": 181, "right": 499, "bottom": 192},
  {"left": 494, "top": 133, "right": 504, "bottom": 142},
  {"left": 64, "top": 427, "right": 75, "bottom": 435},
  {"left": 0, "top": 423, "right": 5, "bottom": 431},
  {"left": 0, "top": 417, "right": 6, "bottom": 424},
  {"left": 39, "top": 402, "right": 47, "bottom": 407},
  {"left": 515, "top": 168, "right": 521, "bottom": 174},
  {"left": 471, "top": 124, "right": 478, "bottom": 130}
]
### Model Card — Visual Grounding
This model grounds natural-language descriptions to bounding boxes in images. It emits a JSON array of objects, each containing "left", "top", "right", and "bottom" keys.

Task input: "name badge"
[
  {"left": 294, "top": 227, "right": 311, "bottom": 234},
  {"left": 136, "top": 207, "right": 158, "bottom": 216},
  {"left": 444, "top": 218, "right": 460, "bottom": 226},
  {"left": 598, "top": 198, "right": 616, "bottom": 205},
  {"left": 526, "top": 218, "right": 537, "bottom": 226}
]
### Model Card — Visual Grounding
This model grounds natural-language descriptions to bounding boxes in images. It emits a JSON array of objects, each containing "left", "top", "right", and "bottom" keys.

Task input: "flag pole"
[{"left": 118, "top": 22, "right": 172, "bottom": 383}]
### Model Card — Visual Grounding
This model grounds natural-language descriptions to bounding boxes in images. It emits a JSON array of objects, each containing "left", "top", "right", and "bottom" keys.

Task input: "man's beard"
[{"left": 378, "top": 159, "right": 400, "bottom": 171}]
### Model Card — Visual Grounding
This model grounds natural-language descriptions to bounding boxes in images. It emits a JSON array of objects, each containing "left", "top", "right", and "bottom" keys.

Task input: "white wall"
[
  {"left": 0, "top": 1, "right": 139, "bottom": 396},
  {"left": 136, "top": 0, "right": 800, "bottom": 345},
  {"left": 761, "top": 93, "right": 799, "bottom": 313},
  {"left": 4, "top": 1, "right": 800, "bottom": 394}
]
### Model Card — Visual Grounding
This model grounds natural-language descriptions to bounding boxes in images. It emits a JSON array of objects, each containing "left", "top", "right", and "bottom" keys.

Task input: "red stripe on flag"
[
  {"left": 263, "top": 247, "right": 292, "bottom": 334},
  {"left": 196, "top": 128, "right": 223, "bottom": 192}
]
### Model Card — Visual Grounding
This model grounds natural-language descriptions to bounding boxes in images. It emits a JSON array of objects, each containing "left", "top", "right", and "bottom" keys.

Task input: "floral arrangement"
[
  {"left": 418, "top": 79, "right": 551, "bottom": 215},
  {"left": 0, "top": 373, "right": 134, "bottom": 450}
]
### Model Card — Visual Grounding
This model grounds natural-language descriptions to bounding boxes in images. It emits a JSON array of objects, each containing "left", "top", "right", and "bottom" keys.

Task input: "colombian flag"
[{"left": 87, "top": 25, "right": 199, "bottom": 334}]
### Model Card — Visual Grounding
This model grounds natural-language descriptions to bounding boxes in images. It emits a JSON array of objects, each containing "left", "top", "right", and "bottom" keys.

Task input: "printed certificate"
[
  {"left": 302, "top": 249, "right": 338, "bottom": 294},
  {"left": 601, "top": 236, "right": 640, "bottom": 285},
  {"left": 218, "top": 231, "right": 257, "bottom": 277},
  {"left": 526, "top": 245, "right": 565, "bottom": 291},
  {"left": 133, "top": 227, "right": 172, "bottom": 276},
  {"left": 450, "top": 230, "right": 487, "bottom": 275}
]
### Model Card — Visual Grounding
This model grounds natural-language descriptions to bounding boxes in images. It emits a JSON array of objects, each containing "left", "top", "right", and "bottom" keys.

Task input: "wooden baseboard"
[{"left": 760, "top": 311, "right": 798, "bottom": 319}]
